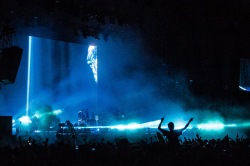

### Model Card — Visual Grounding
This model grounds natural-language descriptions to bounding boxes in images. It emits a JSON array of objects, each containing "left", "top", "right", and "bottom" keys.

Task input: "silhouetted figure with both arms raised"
[{"left": 158, "top": 117, "right": 194, "bottom": 149}]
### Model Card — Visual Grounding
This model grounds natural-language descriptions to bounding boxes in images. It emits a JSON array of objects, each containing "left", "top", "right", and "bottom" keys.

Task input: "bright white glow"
[
  {"left": 26, "top": 36, "right": 32, "bottom": 116},
  {"left": 172, "top": 121, "right": 187, "bottom": 130},
  {"left": 19, "top": 116, "right": 31, "bottom": 125},
  {"left": 197, "top": 122, "right": 224, "bottom": 130},
  {"left": 112, "top": 123, "right": 142, "bottom": 130},
  {"left": 225, "top": 124, "right": 237, "bottom": 127},
  {"left": 87, "top": 45, "right": 98, "bottom": 83},
  {"left": 53, "top": 109, "right": 62, "bottom": 115},
  {"left": 140, "top": 120, "right": 161, "bottom": 128}
]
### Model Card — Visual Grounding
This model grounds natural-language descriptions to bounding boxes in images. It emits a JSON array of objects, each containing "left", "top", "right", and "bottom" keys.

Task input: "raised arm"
[
  {"left": 158, "top": 117, "right": 165, "bottom": 133},
  {"left": 181, "top": 117, "right": 194, "bottom": 131}
]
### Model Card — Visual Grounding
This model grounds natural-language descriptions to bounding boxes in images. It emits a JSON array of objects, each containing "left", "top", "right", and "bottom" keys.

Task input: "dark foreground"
[{"left": 0, "top": 129, "right": 250, "bottom": 166}]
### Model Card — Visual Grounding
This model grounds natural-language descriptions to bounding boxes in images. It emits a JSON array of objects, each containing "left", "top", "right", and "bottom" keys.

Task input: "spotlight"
[{"left": 19, "top": 116, "right": 31, "bottom": 125}]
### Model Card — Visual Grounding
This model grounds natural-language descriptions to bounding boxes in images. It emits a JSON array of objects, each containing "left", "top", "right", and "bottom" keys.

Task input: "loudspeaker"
[
  {"left": 0, "top": 46, "right": 23, "bottom": 84},
  {"left": 0, "top": 116, "right": 12, "bottom": 137}
]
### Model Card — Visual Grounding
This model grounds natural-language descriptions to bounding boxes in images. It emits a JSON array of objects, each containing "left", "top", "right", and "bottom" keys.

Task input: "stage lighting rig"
[{"left": 0, "top": 21, "right": 23, "bottom": 84}]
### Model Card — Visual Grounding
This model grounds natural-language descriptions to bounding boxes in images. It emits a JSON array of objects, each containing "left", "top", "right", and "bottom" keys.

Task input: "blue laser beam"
[
  {"left": 60, "top": 119, "right": 250, "bottom": 132},
  {"left": 26, "top": 36, "right": 32, "bottom": 116}
]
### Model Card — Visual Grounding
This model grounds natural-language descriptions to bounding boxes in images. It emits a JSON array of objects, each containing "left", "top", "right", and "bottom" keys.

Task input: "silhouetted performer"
[{"left": 158, "top": 117, "right": 194, "bottom": 148}]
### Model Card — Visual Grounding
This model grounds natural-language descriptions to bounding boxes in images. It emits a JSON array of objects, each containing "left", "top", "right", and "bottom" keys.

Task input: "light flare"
[
  {"left": 19, "top": 116, "right": 32, "bottom": 125},
  {"left": 53, "top": 109, "right": 63, "bottom": 115},
  {"left": 62, "top": 119, "right": 250, "bottom": 132},
  {"left": 197, "top": 122, "right": 225, "bottom": 130}
]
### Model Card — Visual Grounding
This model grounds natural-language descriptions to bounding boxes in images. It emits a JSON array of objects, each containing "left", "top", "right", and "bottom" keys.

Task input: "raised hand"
[{"left": 161, "top": 117, "right": 165, "bottom": 122}]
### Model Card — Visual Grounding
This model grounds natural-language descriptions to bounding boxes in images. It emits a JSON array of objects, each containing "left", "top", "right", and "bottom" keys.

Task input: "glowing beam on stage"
[
  {"left": 197, "top": 122, "right": 225, "bottom": 130},
  {"left": 240, "top": 122, "right": 250, "bottom": 128},
  {"left": 140, "top": 120, "right": 161, "bottom": 128},
  {"left": 225, "top": 124, "right": 237, "bottom": 127},
  {"left": 53, "top": 109, "right": 63, "bottom": 115},
  {"left": 26, "top": 36, "right": 32, "bottom": 116},
  {"left": 112, "top": 123, "right": 141, "bottom": 130},
  {"left": 62, "top": 119, "right": 250, "bottom": 132}
]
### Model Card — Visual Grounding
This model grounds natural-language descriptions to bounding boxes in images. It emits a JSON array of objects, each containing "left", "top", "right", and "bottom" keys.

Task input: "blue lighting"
[
  {"left": 26, "top": 36, "right": 32, "bottom": 116},
  {"left": 239, "top": 86, "right": 250, "bottom": 91},
  {"left": 197, "top": 121, "right": 225, "bottom": 130}
]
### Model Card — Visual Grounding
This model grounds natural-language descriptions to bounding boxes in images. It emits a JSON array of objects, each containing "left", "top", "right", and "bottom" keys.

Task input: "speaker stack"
[
  {"left": 0, "top": 116, "right": 12, "bottom": 138},
  {"left": 0, "top": 46, "right": 23, "bottom": 84}
]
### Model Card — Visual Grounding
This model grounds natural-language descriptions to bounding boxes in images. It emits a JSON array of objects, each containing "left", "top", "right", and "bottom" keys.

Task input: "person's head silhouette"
[{"left": 168, "top": 122, "right": 174, "bottom": 131}]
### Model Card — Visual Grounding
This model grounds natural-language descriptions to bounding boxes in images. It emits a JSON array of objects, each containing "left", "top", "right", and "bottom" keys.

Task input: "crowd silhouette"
[{"left": 0, "top": 118, "right": 249, "bottom": 166}]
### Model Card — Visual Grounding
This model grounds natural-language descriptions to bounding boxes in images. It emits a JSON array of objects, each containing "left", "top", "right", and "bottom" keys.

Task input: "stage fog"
[
  {"left": 1, "top": 33, "right": 170, "bottom": 124},
  {"left": 1, "top": 33, "right": 250, "bottom": 140}
]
